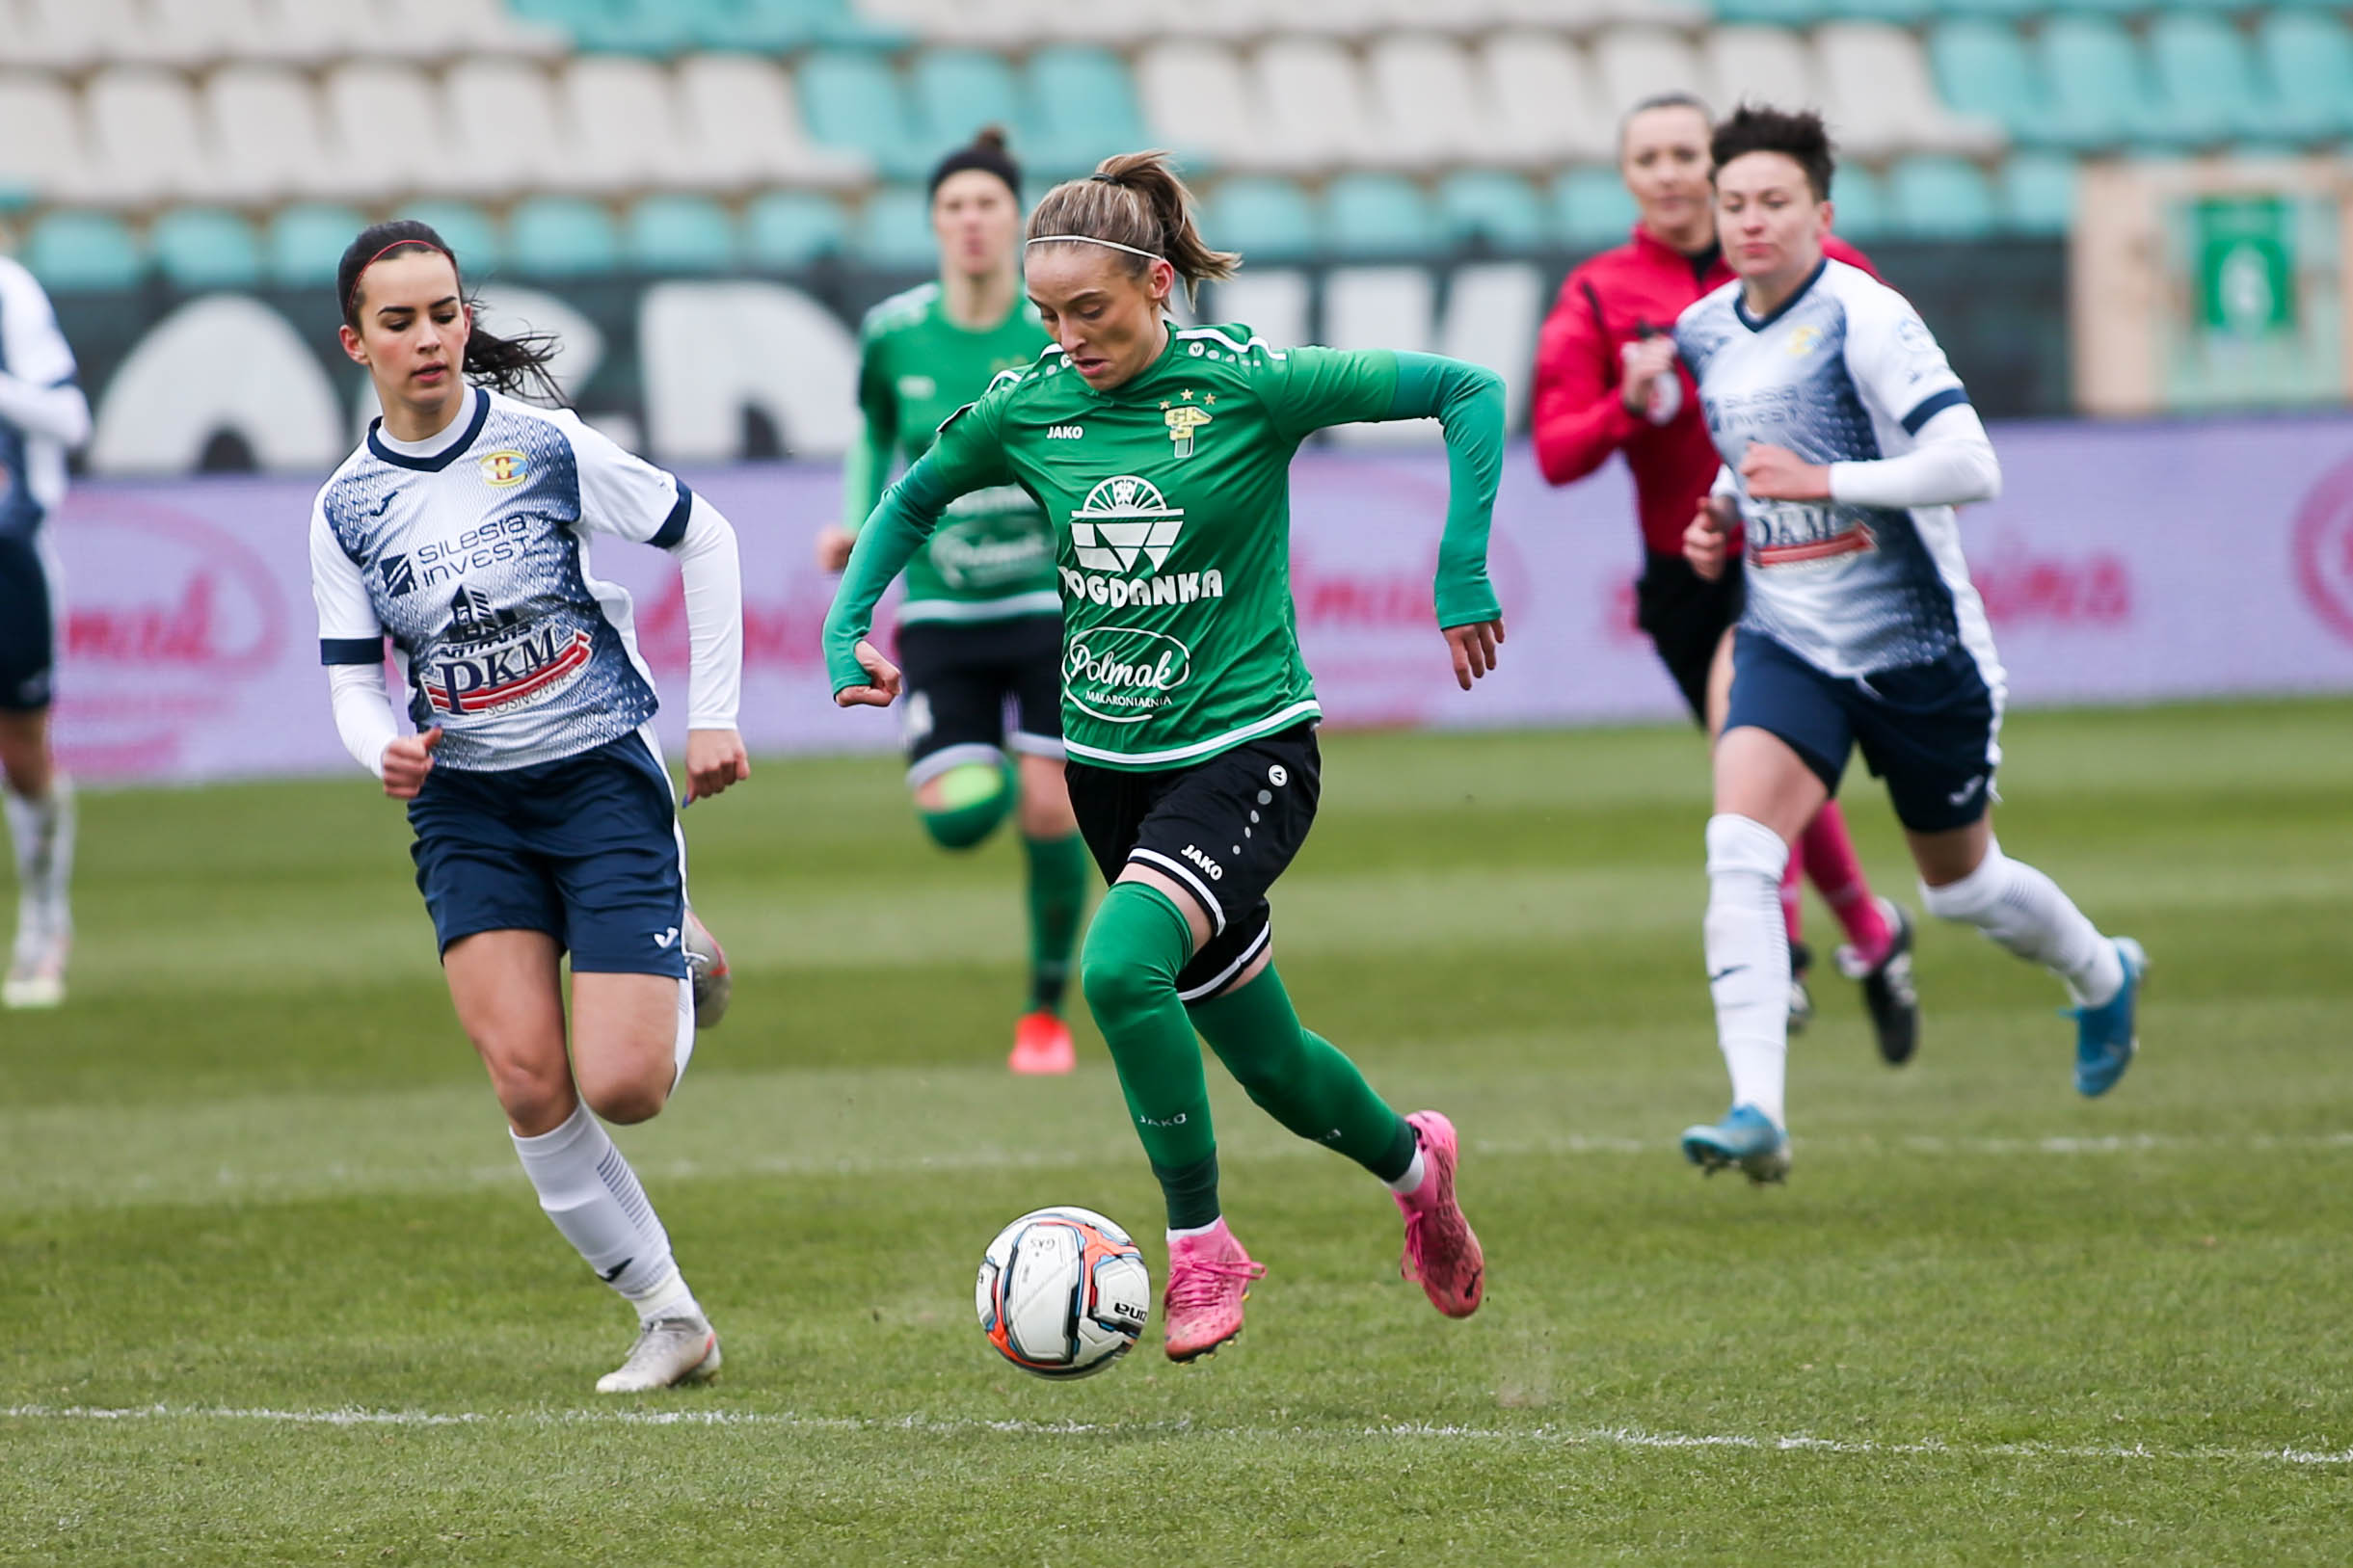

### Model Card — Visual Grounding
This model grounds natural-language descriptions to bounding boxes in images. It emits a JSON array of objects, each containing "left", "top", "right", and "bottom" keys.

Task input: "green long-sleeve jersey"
[
  {"left": 843, "top": 282, "right": 1057, "bottom": 623},
  {"left": 826, "top": 322, "right": 1506, "bottom": 772}
]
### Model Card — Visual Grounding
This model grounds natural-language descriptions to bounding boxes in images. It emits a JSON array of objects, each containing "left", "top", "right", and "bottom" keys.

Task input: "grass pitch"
[{"left": 3, "top": 701, "right": 2350, "bottom": 1565}]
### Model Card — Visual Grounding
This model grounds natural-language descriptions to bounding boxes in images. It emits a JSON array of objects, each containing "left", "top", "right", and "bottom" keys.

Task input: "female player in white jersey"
[
  {"left": 308, "top": 222, "right": 750, "bottom": 1390},
  {"left": 1673, "top": 109, "right": 2144, "bottom": 1183},
  {"left": 0, "top": 248, "right": 92, "bottom": 1009}
]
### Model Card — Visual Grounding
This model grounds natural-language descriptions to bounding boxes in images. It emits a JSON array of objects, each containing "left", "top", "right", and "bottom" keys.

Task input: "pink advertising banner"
[{"left": 40, "top": 418, "right": 2353, "bottom": 784}]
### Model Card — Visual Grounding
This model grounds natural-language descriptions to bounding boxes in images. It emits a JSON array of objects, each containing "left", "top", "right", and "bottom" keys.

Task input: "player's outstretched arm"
[
  {"left": 822, "top": 455, "right": 954, "bottom": 709},
  {"left": 1388, "top": 353, "right": 1509, "bottom": 690},
  {"left": 664, "top": 493, "right": 750, "bottom": 803}
]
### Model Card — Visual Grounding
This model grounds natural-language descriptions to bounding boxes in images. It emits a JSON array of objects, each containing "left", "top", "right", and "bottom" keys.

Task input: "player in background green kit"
[
  {"left": 815, "top": 129, "right": 1090, "bottom": 1076},
  {"left": 824, "top": 150, "right": 1506, "bottom": 1362}
]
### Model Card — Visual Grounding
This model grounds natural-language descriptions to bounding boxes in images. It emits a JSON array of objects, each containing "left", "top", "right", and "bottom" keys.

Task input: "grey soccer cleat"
[
  {"left": 595, "top": 1314, "right": 722, "bottom": 1394},
  {"left": 682, "top": 909, "right": 730, "bottom": 1029}
]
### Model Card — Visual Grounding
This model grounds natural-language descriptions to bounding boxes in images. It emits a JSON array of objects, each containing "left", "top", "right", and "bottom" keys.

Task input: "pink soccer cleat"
[
  {"left": 1007, "top": 1011, "right": 1076, "bottom": 1076},
  {"left": 1162, "top": 1218, "right": 1266, "bottom": 1362},
  {"left": 1395, "top": 1111, "right": 1484, "bottom": 1318}
]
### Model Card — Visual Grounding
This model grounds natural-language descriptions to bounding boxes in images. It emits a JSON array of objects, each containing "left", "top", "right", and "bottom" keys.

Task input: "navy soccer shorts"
[
  {"left": 0, "top": 534, "right": 56, "bottom": 713},
  {"left": 1064, "top": 723, "right": 1321, "bottom": 1001},
  {"left": 1724, "top": 630, "right": 2001, "bottom": 834},
  {"left": 406, "top": 731, "right": 688, "bottom": 976},
  {"left": 895, "top": 614, "right": 1064, "bottom": 788}
]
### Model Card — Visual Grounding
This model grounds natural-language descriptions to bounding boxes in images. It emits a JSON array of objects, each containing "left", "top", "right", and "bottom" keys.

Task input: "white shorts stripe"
[
  {"left": 1176, "top": 920, "right": 1270, "bottom": 1002},
  {"left": 1127, "top": 847, "right": 1225, "bottom": 937}
]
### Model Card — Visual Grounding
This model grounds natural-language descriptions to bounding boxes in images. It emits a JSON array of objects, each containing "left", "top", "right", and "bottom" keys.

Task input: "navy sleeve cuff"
[
  {"left": 320, "top": 637, "right": 385, "bottom": 665},
  {"left": 652, "top": 478, "right": 694, "bottom": 549},
  {"left": 1900, "top": 387, "right": 1969, "bottom": 436}
]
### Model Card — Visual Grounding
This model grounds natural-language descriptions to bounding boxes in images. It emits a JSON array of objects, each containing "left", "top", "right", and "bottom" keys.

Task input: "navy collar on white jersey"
[
  {"left": 1733, "top": 257, "right": 1830, "bottom": 333},
  {"left": 367, "top": 386, "right": 490, "bottom": 472}
]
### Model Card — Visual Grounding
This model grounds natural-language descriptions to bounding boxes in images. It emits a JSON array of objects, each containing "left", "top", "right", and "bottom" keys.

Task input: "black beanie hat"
[{"left": 927, "top": 126, "right": 1022, "bottom": 201}]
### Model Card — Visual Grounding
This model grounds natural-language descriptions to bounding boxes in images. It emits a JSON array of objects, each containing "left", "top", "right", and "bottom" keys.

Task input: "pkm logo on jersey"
[
  {"left": 1163, "top": 406, "right": 1212, "bottom": 458},
  {"left": 478, "top": 449, "right": 529, "bottom": 488},
  {"left": 378, "top": 553, "right": 417, "bottom": 598},
  {"left": 1070, "top": 476, "right": 1184, "bottom": 572},
  {"left": 421, "top": 616, "right": 597, "bottom": 716},
  {"left": 1751, "top": 505, "right": 1878, "bottom": 569}
]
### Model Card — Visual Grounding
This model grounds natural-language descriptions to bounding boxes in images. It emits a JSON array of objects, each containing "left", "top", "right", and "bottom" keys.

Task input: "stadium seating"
[
  {"left": 443, "top": 56, "right": 590, "bottom": 198},
  {"left": 627, "top": 193, "right": 738, "bottom": 272},
  {"left": 1205, "top": 176, "right": 1319, "bottom": 264},
  {"left": 507, "top": 194, "right": 621, "bottom": 275},
  {"left": 401, "top": 199, "right": 504, "bottom": 269},
  {"left": 1324, "top": 173, "right": 1436, "bottom": 255},
  {"left": 2258, "top": 13, "right": 2353, "bottom": 145},
  {"left": 855, "top": 184, "right": 939, "bottom": 269},
  {"left": 150, "top": 206, "right": 262, "bottom": 288},
  {"left": 673, "top": 53, "right": 872, "bottom": 190},
  {"left": 1478, "top": 32, "right": 1618, "bottom": 165},
  {"left": 1023, "top": 46, "right": 1150, "bottom": 178},
  {"left": 1885, "top": 154, "right": 1997, "bottom": 238},
  {"left": 1554, "top": 167, "right": 1639, "bottom": 248},
  {"left": 911, "top": 47, "right": 1025, "bottom": 151},
  {"left": 21, "top": 211, "right": 144, "bottom": 291},
  {"left": 1437, "top": 170, "right": 1551, "bottom": 252},
  {"left": 267, "top": 202, "right": 369, "bottom": 285},
  {"left": 797, "top": 49, "right": 933, "bottom": 181},
  {"left": 744, "top": 188, "right": 850, "bottom": 266},
  {"left": 1827, "top": 160, "right": 1887, "bottom": 237},
  {"left": 1998, "top": 148, "right": 2076, "bottom": 234},
  {"left": 204, "top": 66, "right": 350, "bottom": 205}
]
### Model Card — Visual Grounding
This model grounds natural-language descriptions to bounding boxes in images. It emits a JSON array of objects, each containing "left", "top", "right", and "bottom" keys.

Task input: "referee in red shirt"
[{"left": 1532, "top": 93, "right": 1916, "bottom": 1062}]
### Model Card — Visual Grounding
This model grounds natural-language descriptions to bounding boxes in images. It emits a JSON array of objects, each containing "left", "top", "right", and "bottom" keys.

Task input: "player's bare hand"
[
  {"left": 1739, "top": 442, "right": 1832, "bottom": 502},
  {"left": 833, "top": 639, "right": 903, "bottom": 708},
  {"left": 814, "top": 523, "right": 855, "bottom": 574},
  {"left": 1444, "top": 617, "right": 1506, "bottom": 692},
  {"left": 1618, "top": 337, "right": 1679, "bottom": 416},
  {"left": 1685, "top": 498, "right": 1736, "bottom": 582},
  {"left": 381, "top": 726, "right": 440, "bottom": 800},
  {"left": 683, "top": 728, "right": 750, "bottom": 805}
]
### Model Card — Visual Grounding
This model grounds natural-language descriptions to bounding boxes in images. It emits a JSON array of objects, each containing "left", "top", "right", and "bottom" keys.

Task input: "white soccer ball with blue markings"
[{"left": 975, "top": 1207, "right": 1151, "bottom": 1379}]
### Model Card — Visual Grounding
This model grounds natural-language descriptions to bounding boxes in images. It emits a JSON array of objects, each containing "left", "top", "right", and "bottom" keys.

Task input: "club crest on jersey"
[
  {"left": 478, "top": 449, "right": 529, "bottom": 488},
  {"left": 1785, "top": 325, "right": 1825, "bottom": 359},
  {"left": 1163, "top": 406, "right": 1212, "bottom": 458},
  {"left": 420, "top": 585, "right": 594, "bottom": 716}
]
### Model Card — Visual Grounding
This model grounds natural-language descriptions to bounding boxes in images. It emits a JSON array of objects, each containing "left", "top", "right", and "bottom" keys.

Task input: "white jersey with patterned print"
[
  {"left": 308, "top": 387, "right": 692, "bottom": 772},
  {"left": 1675, "top": 257, "right": 2003, "bottom": 685}
]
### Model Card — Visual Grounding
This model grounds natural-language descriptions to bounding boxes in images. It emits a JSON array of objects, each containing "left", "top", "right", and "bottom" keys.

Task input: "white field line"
[{"left": 2, "top": 1403, "right": 2346, "bottom": 1469}]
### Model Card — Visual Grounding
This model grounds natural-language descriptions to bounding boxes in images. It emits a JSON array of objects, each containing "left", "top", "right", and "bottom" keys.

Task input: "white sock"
[
  {"left": 4, "top": 775, "right": 73, "bottom": 932},
  {"left": 1166, "top": 1219, "right": 1223, "bottom": 1241},
  {"left": 1704, "top": 814, "right": 1792, "bottom": 1129},
  {"left": 1384, "top": 1144, "right": 1427, "bottom": 1196},
  {"left": 1919, "top": 843, "right": 2122, "bottom": 1006},
  {"left": 510, "top": 1104, "right": 680, "bottom": 1304},
  {"left": 625, "top": 1264, "right": 701, "bottom": 1325},
  {"left": 668, "top": 974, "right": 695, "bottom": 1092}
]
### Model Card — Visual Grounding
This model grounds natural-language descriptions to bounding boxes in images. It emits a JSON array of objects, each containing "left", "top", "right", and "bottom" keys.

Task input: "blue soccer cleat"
[
  {"left": 2068, "top": 938, "right": 2146, "bottom": 1098},
  {"left": 1679, "top": 1103, "right": 1791, "bottom": 1184}
]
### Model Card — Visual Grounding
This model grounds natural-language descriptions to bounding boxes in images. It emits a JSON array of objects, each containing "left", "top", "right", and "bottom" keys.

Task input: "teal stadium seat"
[
  {"left": 509, "top": 197, "right": 621, "bottom": 278},
  {"left": 1828, "top": 163, "right": 1888, "bottom": 239},
  {"left": 1324, "top": 174, "right": 1436, "bottom": 258},
  {"left": 400, "top": 201, "right": 502, "bottom": 273},
  {"left": 913, "top": 48, "right": 1024, "bottom": 150},
  {"left": 1998, "top": 150, "right": 2078, "bottom": 233},
  {"left": 1929, "top": 20, "right": 2047, "bottom": 144},
  {"left": 799, "top": 51, "right": 930, "bottom": 182},
  {"left": 1822, "top": 0, "right": 1938, "bottom": 27},
  {"left": 1713, "top": 0, "right": 1833, "bottom": 25},
  {"left": 1922, "top": 0, "right": 2038, "bottom": 19},
  {"left": 1886, "top": 156, "right": 1998, "bottom": 239},
  {"left": 1023, "top": 46, "right": 1147, "bottom": 180},
  {"left": 1206, "top": 177, "right": 1317, "bottom": 265},
  {"left": 1436, "top": 171, "right": 1547, "bottom": 252},
  {"left": 628, "top": 195, "right": 737, "bottom": 274},
  {"left": 24, "top": 213, "right": 143, "bottom": 292},
  {"left": 268, "top": 204, "right": 369, "bottom": 287},
  {"left": 2037, "top": 16, "right": 2173, "bottom": 150},
  {"left": 856, "top": 186, "right": 939, "bottom": 272},
  {"left": 1553, "top": 168, "right": 1636, "bottom": 251},
  {"left": 745, "top": 191, "right": 848, "bottom": 269},
  {"left": 685, "top": 0, "right": 828, "bottom": 49},
  {"left": 521, "top": 0, "right": 697, "bottom": 54},
  {"left": 151, "top": 209, "right": 261, "bottom": 290},
  {"left": 2258, "top": 13, "right": 2353, "bottom": 142},
  {"left": 2149, "top": 14, "right": 2293, "bottom": 145}
]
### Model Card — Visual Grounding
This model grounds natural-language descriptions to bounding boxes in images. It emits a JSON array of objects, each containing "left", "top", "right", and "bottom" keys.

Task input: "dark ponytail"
[
  {"left": 1025, "top": 150, "right": 1239, "bottom": 307},
  {"left": 335, "top": 219, "right": 564, "bottom": 406}
]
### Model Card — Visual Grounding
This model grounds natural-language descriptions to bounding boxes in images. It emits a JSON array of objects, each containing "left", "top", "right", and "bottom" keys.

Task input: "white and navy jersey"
[
  {"left": 0, "top": 256, "right": 81, "bottom": 543},
  {"left": 1676, "top": 258, "right": 1999, "bottom": 682},
  {"left": 309, "top": 387, "right": 693, "bottom": 772}
]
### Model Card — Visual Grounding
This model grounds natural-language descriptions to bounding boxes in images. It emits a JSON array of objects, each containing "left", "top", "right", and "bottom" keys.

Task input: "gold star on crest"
[
  {"left": 1205, "top": 393, "right": 1217, "bottom": 405},
  {"left": 1159, "top": 400, "right": 1171, "bottom": 411},
  {"left": 1181, "top": 387, "right": 1195, "bottom": 400}
]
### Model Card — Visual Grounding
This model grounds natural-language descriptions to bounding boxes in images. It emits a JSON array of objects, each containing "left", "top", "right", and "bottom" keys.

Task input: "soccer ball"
[
  {"left": 682, "top": 909, "right": 730, "bottom": 1029},
  {"left": 975, "top": 1207, "right": 1152, "bottom": 1379}
]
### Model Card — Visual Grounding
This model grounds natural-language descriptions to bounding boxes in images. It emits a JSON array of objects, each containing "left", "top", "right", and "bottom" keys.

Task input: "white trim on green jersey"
[
  {"left": 897, "top": 591, "right": 1062, "bottom": 625},
  {"left": 1062, "top": 699, "right": 1324, "bottom": 770}
]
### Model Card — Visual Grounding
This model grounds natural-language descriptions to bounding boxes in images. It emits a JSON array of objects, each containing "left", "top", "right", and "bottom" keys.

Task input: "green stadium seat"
[
  {"left": 798, "top": 50, "right": 929, "bottom": 182},
  {"left": 2258, "top": 13, "right": 2353, "bottom": 142},
  {"left": 1436, "top": 171, "right": 1547, "bottom": 252},
  {"left": 1206, "top": 177, "right": 1318, "bottom": 265},
  {"left": 509, "top": 197, "right": 621, "bottom": 279},
  {"left": 1929, "top": 19, "right": 2046, "bottom": 144},
  {"left": 628, "top": 194, "right": 737, "bottom": 274},
  {"left": 1998, "top": 149, "right": 2077, "bottom": 233},
  {"left": 1553, "top": 168, "right": 1636, "bottom": 251},
  {"left": 1325, "top": 173, "right": 1436, "bottom": 258},
  {"left": 745, "top": 191, "right": 849, "bottom": 269},
  {"left": 855, "top": 186, "right": 938, "bottom": 272},
  {"left": 399, "top": 201, "right": 502, "bottom": 274},
  {"left": 2037, "top": 16, "right": 2173, "bottom": 150},
  {"left": 268, "top": 204, "right": 369, "bottom": 288},
  {"left": 913, "top": 48, "right": 1023, "bottom": 150},
  {"left": 23, "top": 212, "right": 143, "bottom": 292},
  {"left": 1886, "top": 156, "right": 1998, "bottom": 239},
  {"left": 1828, "top": 163, "right": 1888, "bottom": 239},
  {"left": 151, "top": 209, "right": 261, "bottom": 291},
  {"left": 1024, "top": 46, "right": 1147, "bottom": 181}
]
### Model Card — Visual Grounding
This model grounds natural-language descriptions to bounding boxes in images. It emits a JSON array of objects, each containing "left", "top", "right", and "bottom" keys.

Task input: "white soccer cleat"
[
  {"left": 3, "top": 920, "right": 67, "bottom": 1010},
  {"left": 595, "top": 1314, "right": 722, "bottom": 1394},
  {"left": 682, "top": 910, "right": 730, "bottom": 1030}
]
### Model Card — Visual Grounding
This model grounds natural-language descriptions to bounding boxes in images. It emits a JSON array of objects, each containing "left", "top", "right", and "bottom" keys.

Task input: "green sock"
[
  {"left": 1187, "top": 962, "right": 1416, "bottom": 1182},
  {"left": 917, "top": 761, "right": 1010, "bottom": 850},
  {"left": 1079, "top": 883, "right": 1218, "bottom": 1225},
  {"left": 1022, "top": 832, "right": 1089, "bottom": 1015}
]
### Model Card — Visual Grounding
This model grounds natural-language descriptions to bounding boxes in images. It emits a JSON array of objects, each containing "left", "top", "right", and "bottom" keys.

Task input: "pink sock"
[
  {"left": 1801, "top": 803, "right": 1890, "bottom": 965},
  {"left": 1778, "top": 853, "right": 1803, "bottom": 946}
]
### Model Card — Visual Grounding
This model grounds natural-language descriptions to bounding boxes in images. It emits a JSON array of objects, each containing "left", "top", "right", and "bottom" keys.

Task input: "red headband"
[{"left": 347, "top": 239, "right": 455, "bottom": 316}]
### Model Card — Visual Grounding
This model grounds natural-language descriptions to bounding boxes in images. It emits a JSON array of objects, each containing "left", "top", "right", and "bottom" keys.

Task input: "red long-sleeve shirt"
[{"left": 1532, "top": 226, "right": 1879, "bottom": 557}]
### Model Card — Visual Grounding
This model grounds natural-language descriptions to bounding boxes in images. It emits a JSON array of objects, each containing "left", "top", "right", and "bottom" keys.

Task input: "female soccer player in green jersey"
[
  {"left": 815, "top": 129, "right": 1090, "bottom": 1076},
  {"left": 823, "top": 151, "right": 1505, "bottom": 1362}
]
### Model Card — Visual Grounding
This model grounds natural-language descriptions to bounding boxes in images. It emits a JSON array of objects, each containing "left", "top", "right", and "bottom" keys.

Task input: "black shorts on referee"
[{"left": 1635, "top": 548, "right": 1745, "bottom": 725}]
